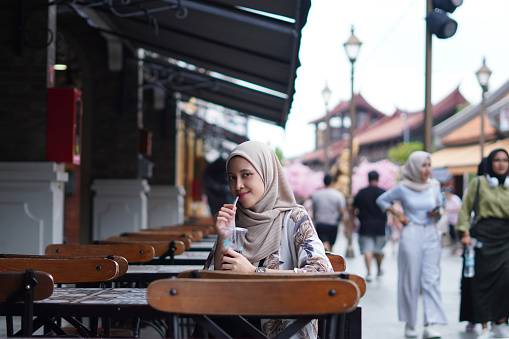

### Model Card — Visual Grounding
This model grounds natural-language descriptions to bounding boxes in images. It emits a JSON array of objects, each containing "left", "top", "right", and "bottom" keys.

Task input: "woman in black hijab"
[{"left": 456, "top": 149, "right": 509, "bottom": 339}]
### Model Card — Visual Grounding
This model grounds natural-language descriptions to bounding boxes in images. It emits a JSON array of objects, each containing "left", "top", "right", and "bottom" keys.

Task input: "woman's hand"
[
  {"left": 460, "top": 233, "right": 473, "bottom": 248},
  {"left": 395, "top": 211, "right": 409, "bottom": 226},
  {"left": 220, "top": 249, "right": 256, "bottom": 273},
  {"left": 214, "top": 204, "right": 237, "bottom": 238},
  {"left": 428, "top": 207, "right": 441, "bottom": 219}
]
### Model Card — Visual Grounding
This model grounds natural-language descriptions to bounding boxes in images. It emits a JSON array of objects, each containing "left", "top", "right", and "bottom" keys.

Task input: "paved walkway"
[{"left": 332, "top": 230, "right": 479, "bottom": 339}]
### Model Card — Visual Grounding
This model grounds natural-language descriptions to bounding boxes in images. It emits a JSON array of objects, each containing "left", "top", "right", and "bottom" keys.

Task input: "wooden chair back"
[
  {"left": 116, "top": 233, "right": 193, "bottom": 250},
  {"left": 100, "top": 238, "right": 186, "bottom": 257},
  {"left": 0, "top": 270, "right": 54, "bottom": 337},
  {"left": 183, "top": 216, "right": 214, "bottom": 226},
  {"left": 45, "top": 243, "right": 155, "bottom": 263},
  {"left": 147, "top": 277, "right": 360, "bottom": 316},
  {"left": 177, "top": 270, "right": 366, "bottom": 298},
  {"left": 2, "top": 254, "right": 128, "bottom": 279},
  {"left": 137, "top": 229, "right": 203, "bottom": 241},
  {"left": 0, "top": 270, "right": 54, "bottom": 302},
  {"left": 0, "top": 257, "right": 119, "bottom": 284},
  {"left": 326, "top": 252, "right": 346, "bottom": 272},
  {"left": 151, "top": 224, "right": 215, "bottom": 236}
]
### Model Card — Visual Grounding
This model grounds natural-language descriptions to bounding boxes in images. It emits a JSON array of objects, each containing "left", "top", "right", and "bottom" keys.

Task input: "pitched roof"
[
  {"left": 310, "top": 92, "right": 385, "bottom": 124},
  {"left": 441, "top": 114, "right": 497, "bottom": 146},
  {"left": 434, "top": 79, "right": 509, "bottom": 146},
  {"left": 356, "top": 87, "right": 466, "bottom": 146}
]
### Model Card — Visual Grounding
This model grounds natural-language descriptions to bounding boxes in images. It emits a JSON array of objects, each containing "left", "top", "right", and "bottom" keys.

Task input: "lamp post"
[
  {"left": 343, "top": 26, "right": 362, "bottom": 258},
  {"left": 476, "top": 57, "right": 492, "bottom": 162},
  {"left": 322, "top": 83, "right": 332, "bottom": 172}
]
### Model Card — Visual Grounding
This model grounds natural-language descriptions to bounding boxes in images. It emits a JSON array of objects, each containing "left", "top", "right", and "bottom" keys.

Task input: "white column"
[
  {"left": 147, "top": 185, "right": 185, "bottom": 227},
  {"left": 91, "top": 179, "right": 150, "bottom": 240},
  {"left": 0, "top": 162, "right": 68, "bottom": 255}
]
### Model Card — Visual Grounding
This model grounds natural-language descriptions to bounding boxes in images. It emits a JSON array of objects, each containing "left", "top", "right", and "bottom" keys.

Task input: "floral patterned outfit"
[{"left": 254, "top": 206, "right": 333, "bottom": 339}]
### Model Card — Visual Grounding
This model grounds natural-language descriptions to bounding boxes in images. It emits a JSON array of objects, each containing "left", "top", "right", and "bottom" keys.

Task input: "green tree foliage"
[
  {"left": 274, "top": 147, "right": 283, "bottom": 164},
  {"left": 387, "top": 142, "right": 424, "bottom": 165}
]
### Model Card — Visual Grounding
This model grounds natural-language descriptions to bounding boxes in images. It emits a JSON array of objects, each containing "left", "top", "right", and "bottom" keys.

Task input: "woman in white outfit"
[{"left": 377, "top": 151, "right": 447, "bottom": 339}]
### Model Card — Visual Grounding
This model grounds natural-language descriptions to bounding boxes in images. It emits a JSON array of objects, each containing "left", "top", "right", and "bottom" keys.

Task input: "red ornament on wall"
[{"left": 46, "top": 87, "right": 82, "bottom": 164}]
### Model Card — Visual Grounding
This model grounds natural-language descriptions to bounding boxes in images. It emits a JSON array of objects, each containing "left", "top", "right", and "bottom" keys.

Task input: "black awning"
[{"left": 72, "top": 0, "right": 311, "bottom": 127}]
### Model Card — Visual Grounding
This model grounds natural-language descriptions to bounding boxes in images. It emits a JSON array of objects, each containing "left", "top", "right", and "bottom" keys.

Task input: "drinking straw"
[{"left": 233, "top": 196, "right": 239, "bottom": 243}]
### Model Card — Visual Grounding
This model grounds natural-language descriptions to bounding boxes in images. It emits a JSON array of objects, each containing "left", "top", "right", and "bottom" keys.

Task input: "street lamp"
[
  {"left": 322, "top": 83, "right": 332, "bottom": 172},
  {"left": 343, "top": 25, "right": 362, "bottom": 258},
  {"left": 476, "top": 57, "right": 492, "bottom": 162}
]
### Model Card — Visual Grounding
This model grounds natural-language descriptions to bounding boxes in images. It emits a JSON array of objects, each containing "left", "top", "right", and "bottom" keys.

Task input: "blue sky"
[{"left": 248, "top": 0, "right": 509, "bottom": 159}]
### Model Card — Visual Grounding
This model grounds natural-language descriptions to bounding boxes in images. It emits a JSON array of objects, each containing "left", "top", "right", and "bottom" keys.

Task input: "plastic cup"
[{"left": 222, "top": 227, "right": 248, "bottom": 254}]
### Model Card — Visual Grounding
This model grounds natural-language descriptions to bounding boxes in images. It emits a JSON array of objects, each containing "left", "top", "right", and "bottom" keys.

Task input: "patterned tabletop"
[
  {"left": 37, "top": 287, "right": 148, "bottom": 305},
  {"left": 174, "top": 251, "right": 209, "bottom": 260},
  {"left": 189, "top": 242, "right": 214, "bottom": 250},
  {"left": 125, "top": 265, "right": 204, "bottom": 274}
]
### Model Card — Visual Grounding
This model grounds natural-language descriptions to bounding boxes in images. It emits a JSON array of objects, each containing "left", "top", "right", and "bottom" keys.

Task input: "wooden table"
[
  {"left": 114, "top": 265, "right": 205, "bottom": 284},
  {"left": 2, "top": 287, "right": 169, "bottom": 337},
  {"left": 173, "top": 251, "right": 209, "bottom": 265},
  {"left": 188, "top": 241, "right": 214, "bottom": 251}
]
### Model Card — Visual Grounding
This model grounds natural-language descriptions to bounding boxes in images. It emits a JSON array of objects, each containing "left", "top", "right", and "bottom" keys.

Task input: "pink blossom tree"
[
  {"left": 351, "top": 158, "right": 401, "bottom": 195},
  {"left": 282, "top": 160, "right": 324, "bottom": 202}
]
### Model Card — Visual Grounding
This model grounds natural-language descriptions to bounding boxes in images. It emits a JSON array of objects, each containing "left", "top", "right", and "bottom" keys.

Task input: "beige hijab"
[
  {"left": 400, "top": 151, "right": 435, "bottom": 192},
  {"left": 226, "top": 141, "right": 300, "bottom": 264}
]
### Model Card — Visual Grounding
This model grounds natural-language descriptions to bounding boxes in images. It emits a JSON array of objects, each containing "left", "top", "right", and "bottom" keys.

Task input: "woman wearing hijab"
[
  {"left": 208, "top": 141, "right": 333, "bottom": 338},
  {"left": 377, "top": 151, "right": 447, "bottom": 339},
  {"left": 456, "top": 149, "right": 509, "bottom": 339}
]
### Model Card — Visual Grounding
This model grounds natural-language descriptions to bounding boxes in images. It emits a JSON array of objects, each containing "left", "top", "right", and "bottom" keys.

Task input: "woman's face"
[
  {"left": 491, "top": 151, "right": 509, "bottom": 176},
  {"left": 227, "top": 156, "right": 265, "bottom": 209},
  {"left": 420, "top": 157, "right": 432, "bottom": 181}
]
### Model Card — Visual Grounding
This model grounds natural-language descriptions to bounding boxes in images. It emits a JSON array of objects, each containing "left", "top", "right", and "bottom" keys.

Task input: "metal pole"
[
  {"left": 348, "top": 65, "right": 355, "bottom": 201},
  {"left": 424, "top": 0, "right": 433, "bottom": 152},
  {"left": 480, "top": 90, "right": 486, "bottom": 161},
  {"left": 346, "top": 61, "right": 355, "bottom": 258},
  {"left": 324, "top": 105, "right": 330, "bottom": 172}
]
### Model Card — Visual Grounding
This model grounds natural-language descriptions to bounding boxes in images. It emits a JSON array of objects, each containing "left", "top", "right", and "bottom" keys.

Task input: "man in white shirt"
[{"left": 311, "top": 173, "right": 347, "bottom": 251}]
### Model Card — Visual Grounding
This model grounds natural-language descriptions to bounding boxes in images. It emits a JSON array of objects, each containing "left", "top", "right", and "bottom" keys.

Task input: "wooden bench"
[
  {"left": 45, "top": 243, "right": 155, "bottom": 263},
  {"left": 0, "top": 270, "right": 54, "bottom": 336},
  {"left": 147, "top": 277, "right": 360, "bottom": 339}
]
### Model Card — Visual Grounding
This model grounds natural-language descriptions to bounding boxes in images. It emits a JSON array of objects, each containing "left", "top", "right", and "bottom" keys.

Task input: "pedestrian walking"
[
  {"left": 311, "top": 173, "right": 347, "bottom": 252},
  {"left": 377, "top": 151, "right": 447, "bottom": 339},
  {"left": 456, "top": 149, "right": 509, "bottom": 339},
  {"left": 459, "top": 157, "right": 488, "bottom": 335},
  {"left": 351, "top": 170, "right": 387, "bottom": 282},
  {"left": 443, "top": 185, "right": 462, "bottom": 254}
]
